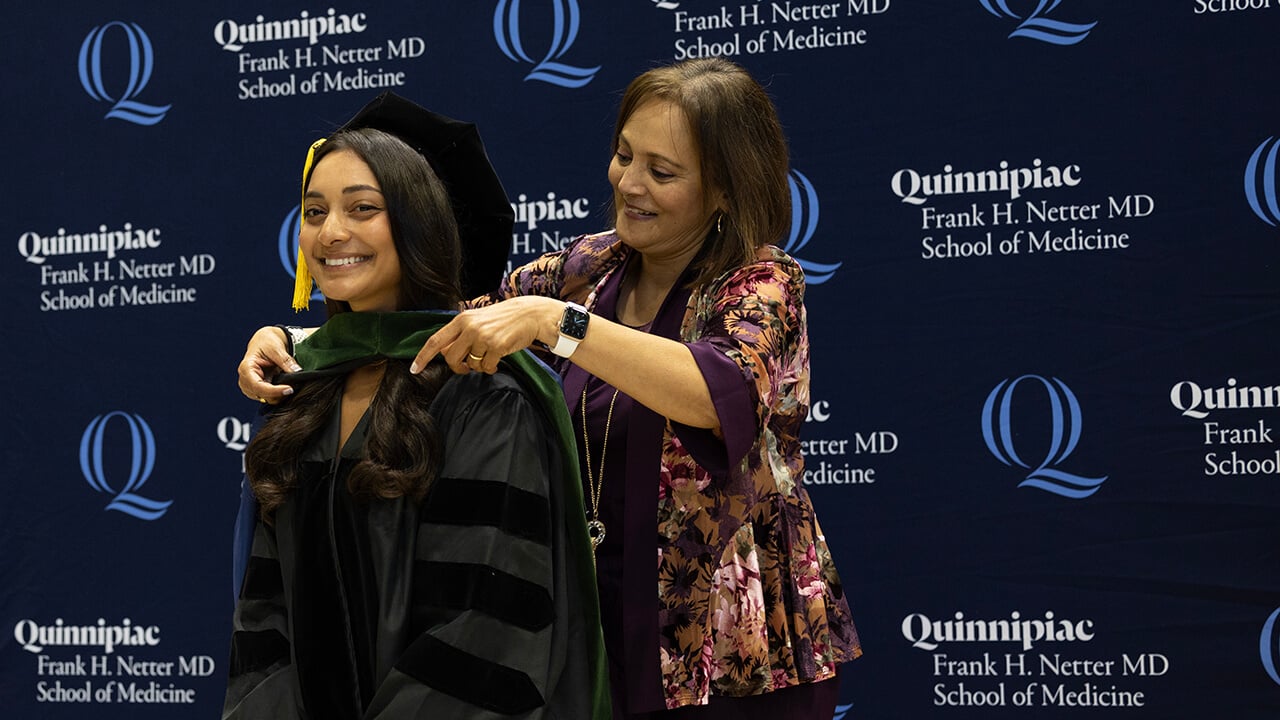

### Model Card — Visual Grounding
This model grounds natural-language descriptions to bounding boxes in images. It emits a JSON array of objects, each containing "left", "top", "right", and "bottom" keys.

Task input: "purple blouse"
[
  {"left": 566, "top": 253, "right": 838, "bottom": 718},
  {"left": 479, "top": 231, "right": 861, "bottom": 715}
]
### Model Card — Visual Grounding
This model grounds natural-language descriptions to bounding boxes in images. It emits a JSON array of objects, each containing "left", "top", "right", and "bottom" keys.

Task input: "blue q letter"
[
  {"left": 981, "top": 375, "right": 1107, "bottom": 498},
  {"left": 79, "top": 412, "right": 172, "bottom": 520},
  {"left": 78, "top": 21, "right": 171, "bottom": 125},
  {"left": 494, "top": 0, "right": 600, "bottom": 88}
]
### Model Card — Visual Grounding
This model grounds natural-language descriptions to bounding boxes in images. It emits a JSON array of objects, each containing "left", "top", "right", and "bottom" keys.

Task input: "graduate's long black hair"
[{"left": 246, "top": 128, "right": 463, "bottom": 521}]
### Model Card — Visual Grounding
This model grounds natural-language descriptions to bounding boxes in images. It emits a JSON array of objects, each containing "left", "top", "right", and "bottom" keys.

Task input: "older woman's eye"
[
  {"left": 615, "top": 151, "right": 632, "bottom": 165},
  {"left": 651, "top": 168, "right": 673, "bottom": 180}
]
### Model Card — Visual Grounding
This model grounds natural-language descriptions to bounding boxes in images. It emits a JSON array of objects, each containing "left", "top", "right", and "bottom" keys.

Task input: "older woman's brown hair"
[{"left": 611, "top": 57, "right": 792, "bottom": 288}]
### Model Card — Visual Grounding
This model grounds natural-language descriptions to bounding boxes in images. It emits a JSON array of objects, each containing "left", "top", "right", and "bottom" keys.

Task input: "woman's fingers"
[
  {"left": 238, "top": 326, "right": 300, "bottom": 403},
  {"left": 413, "top": 301, "right": 546, "bottom": 375}
]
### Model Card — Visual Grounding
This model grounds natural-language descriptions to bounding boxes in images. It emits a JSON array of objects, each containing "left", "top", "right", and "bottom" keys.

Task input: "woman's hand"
[
  {"left": 413, "top": 295, "right": 717, "bottom": 429},
  {"left": 238, "top": 326, "right": 302, "bottom": 403},
  {"left": 412, "top": 296, "right": 561, "bottom": 375}
]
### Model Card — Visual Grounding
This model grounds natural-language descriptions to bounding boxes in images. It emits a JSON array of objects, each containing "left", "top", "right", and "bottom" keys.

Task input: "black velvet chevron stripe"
[
  {"left": 239, "top": 556, "right": 284, "bottom": 600},
  {"left": 227, "top": 629, "right": 291, "bottom": 676},
  {"left": 413, "top": 561, "right": 554, "bottom": 631},
  {"left": 422, "top": 476, "right": 551, "bottom": 545},
  {"left": 396, "top": 633, "right": 545, "bottom": 714}
]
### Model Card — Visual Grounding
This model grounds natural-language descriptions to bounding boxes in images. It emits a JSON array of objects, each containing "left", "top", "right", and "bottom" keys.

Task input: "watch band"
[{"left": 550, "top": 333, "right": 582, "bottom": 357}]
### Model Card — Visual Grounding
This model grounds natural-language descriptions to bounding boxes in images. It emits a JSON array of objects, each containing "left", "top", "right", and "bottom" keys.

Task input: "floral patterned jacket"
[{"left": 481, "top": 230, "right": 861, "bottom": 709}]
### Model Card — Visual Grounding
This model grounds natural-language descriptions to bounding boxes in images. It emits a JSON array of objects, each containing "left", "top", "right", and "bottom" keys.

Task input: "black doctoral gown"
[{"left": 224, "top": 341, "right": 607, "bottom": 719}]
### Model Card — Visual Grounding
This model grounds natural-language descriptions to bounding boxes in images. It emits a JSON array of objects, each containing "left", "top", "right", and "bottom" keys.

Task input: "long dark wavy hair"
[{"left": 246, "top": 128, "right": 464, "bottom": 521}]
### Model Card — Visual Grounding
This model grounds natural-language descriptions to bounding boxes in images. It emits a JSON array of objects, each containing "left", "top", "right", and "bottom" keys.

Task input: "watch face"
[{"left": 560, "top": 306, "right": 589, "bottom": 340}]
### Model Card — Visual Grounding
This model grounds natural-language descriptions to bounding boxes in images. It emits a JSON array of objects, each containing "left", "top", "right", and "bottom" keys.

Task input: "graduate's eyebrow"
[{"left": 305, "top": 184, "right": 384, "bottom": 198}]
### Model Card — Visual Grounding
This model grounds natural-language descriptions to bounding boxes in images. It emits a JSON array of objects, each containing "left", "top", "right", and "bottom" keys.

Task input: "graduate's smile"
[{"left": 321, "top": 254, "right": 373, "bottom": 268}]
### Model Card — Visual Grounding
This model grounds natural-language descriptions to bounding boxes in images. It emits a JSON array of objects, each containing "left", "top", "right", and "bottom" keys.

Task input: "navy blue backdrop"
[{"left": 3, "top": 1, "right": 1279, "bottom": 717}]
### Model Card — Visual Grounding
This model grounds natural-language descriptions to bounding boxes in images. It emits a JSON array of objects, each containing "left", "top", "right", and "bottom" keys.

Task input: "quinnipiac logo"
[
  {"left": 981, "top": 375, "right": 1108, "bottom": 498},
  {"left": 980, "top": 0, "right": 1097, "bottom": 45},
  {"left": 785, "top": 170, "right": 842, "bottom": 285},
  {"left": 219, "top": 416, "right": 253, "bottom": 474},
  {"left": 1263, "top": 608, "right": 1280, "bottom": 687},
  {"left": 278, "top": 206, "right": 323, "bottom": 303},
  {"left": 493, "top": 0, "right": 600, "bottom": 88},
  {"left": 79, "top": 412, "right": 172, "bottom": 520},
  {"left": 218, "top": 416, "right": 253, "bottom": 453},
  {"left": 78, "top": 21, "right": 171, "bottom": 125},
  {"left": 1245, "top": 137, "right": 1280, "bottom": 227}
]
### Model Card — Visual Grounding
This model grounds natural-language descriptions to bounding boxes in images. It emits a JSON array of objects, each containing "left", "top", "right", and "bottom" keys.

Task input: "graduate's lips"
[{"left": 320, "top": 254, "right": 372, "bottom": 268}]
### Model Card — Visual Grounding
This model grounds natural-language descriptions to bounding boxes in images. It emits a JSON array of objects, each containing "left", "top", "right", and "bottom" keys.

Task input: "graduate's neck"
[{"left": 339, "top": 361, "right": 386, "bottom": 449}]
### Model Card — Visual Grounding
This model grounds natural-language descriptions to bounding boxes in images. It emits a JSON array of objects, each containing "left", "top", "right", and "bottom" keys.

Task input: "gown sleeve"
[
  {"left": 223, "top": 515, "right": 304, "bottom": 718},
  {"left": 231, "top": 411, "right": 269, "bottom": 602},
  {"left": 364, "top": 373, "right": 581, "bottom": 720}
]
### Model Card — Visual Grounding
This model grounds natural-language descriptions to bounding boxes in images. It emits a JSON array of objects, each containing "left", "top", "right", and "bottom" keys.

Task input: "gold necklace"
[{"left": 581, "top": 382, "right": 620, "bottom": 566}]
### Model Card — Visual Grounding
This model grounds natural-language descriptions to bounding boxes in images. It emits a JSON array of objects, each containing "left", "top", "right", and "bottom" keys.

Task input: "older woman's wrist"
[{"left": 543, "top": 297, "right": 592, "bottom": 358}]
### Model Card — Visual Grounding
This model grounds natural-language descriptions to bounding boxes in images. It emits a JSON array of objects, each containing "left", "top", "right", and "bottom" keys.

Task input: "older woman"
[{"left": 241, "top": 59, "right": 860, "bottom": 718}]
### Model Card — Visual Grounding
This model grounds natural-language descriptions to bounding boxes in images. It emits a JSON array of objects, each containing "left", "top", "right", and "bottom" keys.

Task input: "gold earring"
[{"left": 716, "top": 214, "right": 724, "bottom": 234}]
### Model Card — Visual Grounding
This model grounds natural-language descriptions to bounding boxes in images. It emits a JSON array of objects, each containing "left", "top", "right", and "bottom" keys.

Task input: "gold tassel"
[
  {"left": 292, "top": 139, "right": 327, "bottom": 311},
  {"left": 292, "top": 248, "right": 312, "bottom": 311}
]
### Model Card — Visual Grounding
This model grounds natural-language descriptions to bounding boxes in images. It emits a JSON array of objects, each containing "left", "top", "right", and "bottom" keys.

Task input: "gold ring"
[
  {"left": 258, "top": 397, "right": 267, "bottom": 404},
  {"left": 467, "top": 352, "right": 485, "bottom": 362}
]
